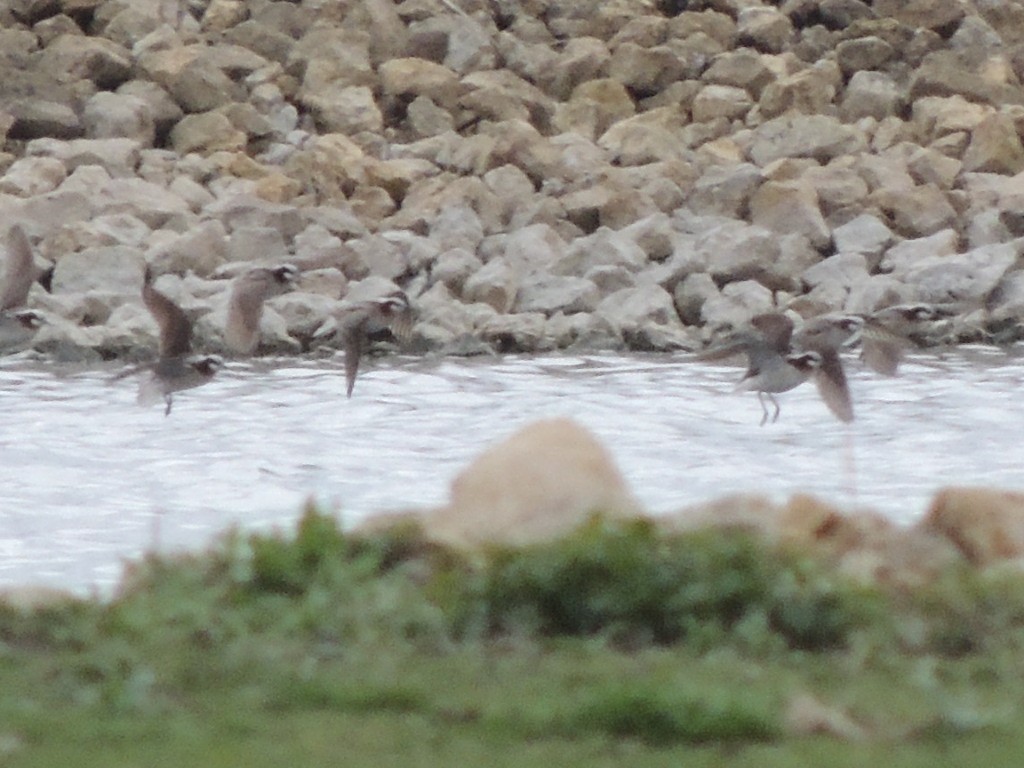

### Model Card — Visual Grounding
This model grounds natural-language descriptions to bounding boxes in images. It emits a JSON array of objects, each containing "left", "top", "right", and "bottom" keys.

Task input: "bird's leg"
[
  {"left": 164, "top": 394, "right": 173, "bottom": 416},
  {"left": 769, "top": 393, "right": 781, "bottom": 423},
  {"left": 757, "top": 391, "right": 769, "bottom": 427}
]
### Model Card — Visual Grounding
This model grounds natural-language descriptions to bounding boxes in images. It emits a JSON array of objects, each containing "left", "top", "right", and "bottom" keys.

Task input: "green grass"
[{"left": 3, "top": 507, "right": 1024, "bottom": 766}]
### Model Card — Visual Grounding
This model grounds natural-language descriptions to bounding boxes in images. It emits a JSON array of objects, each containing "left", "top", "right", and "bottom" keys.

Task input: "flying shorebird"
[
  {"left": 791, "top": 314, "right": 863, "bottom": 424},
  {"left": 0, "top": 224, "right": 45, "bottom": 353},
  {"left": 222, "top": 263, "right": 299, "bottom": 354},
  {"left": 854, "top": 303, "right": 955, "bottom": 376},
  {"left": 135, "top": 267, "right": 223, "bottom": 415},
  {"left": 315, "top": 290, "right": 415, "bottom": 397},
  {"left": 700, "top": 312, "right": 820, "bottom": 425}
]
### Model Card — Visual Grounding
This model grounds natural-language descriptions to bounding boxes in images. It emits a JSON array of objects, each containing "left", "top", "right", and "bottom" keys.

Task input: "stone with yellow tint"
[{"left": 423, "top": 418, "right": 642, "bottom": 547}]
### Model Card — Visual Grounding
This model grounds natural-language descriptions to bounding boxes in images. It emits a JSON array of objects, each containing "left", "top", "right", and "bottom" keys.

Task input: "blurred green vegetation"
[{"left": 3, "top": 507, "right": 1024, "bottom": 766}]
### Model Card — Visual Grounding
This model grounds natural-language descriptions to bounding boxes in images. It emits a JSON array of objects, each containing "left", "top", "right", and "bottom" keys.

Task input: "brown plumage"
[
  {"left": 223, "top": 264, "right": 298, "bottom": 354},
  {"left": 137, "top": 267, "right": 222, "bottom": 415},
  {"left": 320, "top": 290, "right": 415, "bottom": 398},
  {"left": 792, "top": 315, "right": 863, "bottom": 424},
  {"left": 701, "top": 313, "right": 816, "bottom": 425}
]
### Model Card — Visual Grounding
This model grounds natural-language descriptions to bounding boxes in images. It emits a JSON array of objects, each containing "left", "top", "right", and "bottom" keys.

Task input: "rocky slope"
[{"left": 3, "top": 0, "right": 1024, "bottom": 361}]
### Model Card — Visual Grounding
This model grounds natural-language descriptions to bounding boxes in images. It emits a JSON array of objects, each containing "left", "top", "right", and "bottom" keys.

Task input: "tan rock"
[
  {"left": 378, "top": 57, "right": 462, "bottom": 108},
  {"left": 962, "top": 113, "right": 1024, "bottom": 175},
  {"left": 169, "top": 111, "right": 246, "bottom": 155},
  {"left": 870, "top": 183, "right": 959, "bottom": 238},
  {"left": 701, "top": 48, "right": 775, "bottom": 94},
  {"left": 758, "top": 61, "right": 841, "bottom": 120},
  {"left": 424, "top": 418, "right": 642, "bottom": 547},
  {"left": 737, "top": 7, "right": 793, "bottom": 53},
  {"left": 554, "top": 78, "right": 635, "bottom": 140},
  {"left": 748, "top": 114, "right": 865, "bottom": 166},
  {"left": 922, "top": 487, "right": 1024, "bottom": 566},
  {"left": 750, "top": 179, "right": 830, "bottom": 248},
  {"left": 691, "top": 84, "right": 753, "bottom": 122}
]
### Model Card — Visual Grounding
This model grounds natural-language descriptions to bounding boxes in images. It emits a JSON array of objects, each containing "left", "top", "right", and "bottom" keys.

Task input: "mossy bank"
[{"left": 4, "top": 507, "right": 1024, "bottom": 766}]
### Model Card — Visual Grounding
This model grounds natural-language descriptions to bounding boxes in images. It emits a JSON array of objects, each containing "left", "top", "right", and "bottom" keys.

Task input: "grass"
[{"left": 3, "top": 507, "right": 1024, "bottom": 765}]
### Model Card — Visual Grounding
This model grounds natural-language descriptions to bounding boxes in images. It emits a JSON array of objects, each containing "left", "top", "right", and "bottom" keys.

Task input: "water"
[{"left": 1, "top": 346, "right": 1021, "bottom": 593}]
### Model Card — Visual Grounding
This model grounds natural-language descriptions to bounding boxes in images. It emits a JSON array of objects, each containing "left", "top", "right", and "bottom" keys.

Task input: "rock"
[
  {"left": 170, "top": 111, "right": 247, "bottom": 155},
  {"left": 51, "top": 245, "right": 146, "bottom": 294},
  {"left": 691, "top": 84, "right": 753, "bottom": 122},
  {"left": 82, "top": 92, "right": 156, "bottom": 145},
  {"left": 594, "top": 283, "right": 690, "bottom": 350},
  {"left": 870, "top": 184, "right": 959, "bottom": 239},
  {"left": 699, "top": 279, "right": 775, "bottom": 330},
  {"left": 737, "top": 7, "right": 794, "bottom": 53},
  {"left": 37, "top": 34, "right": 132, "bottom": 89},
  {"left": 832, "top": 214, "right": 894, "bottom": 264},
  {"left": 888, "top": 241, "right": 1019, "bottom": 303},
  {"left": 515, "top": 274, "right": 600, "bottom": 315},
  {"left": 961, "top": 112, "right": 1024, "bottom": 175},
  {"left": 922, "top": 487, "right": 1024, "bottom": 566},
  {"left": 687, "top": 162, "right": 763, "bottom": 217},
  {"left": 145, "top": 220, "right": 228, "bottom": 277},
  {"left": 747, "top": 114, "right": 867, "bottom": 166},
  {"left": 835, "top": 36, "right": 896, "bottom": 76},
  {"left": 423, "top": 418, "right": 642, "bottom": 547},
  {"left": 701, "top": 48, "right": 775, "bottom": 93},
  {"left": 462, "top": 258, "right": 518, "bottom": 313},
  {"left": 0, "top": 156, "right": 66, "bottom": 196},
  {"left": 749, "top": 179, "right": 831, "bottom": 249},
  {"left": 840, "top": 70, "right": 902, "bottom": 121}
]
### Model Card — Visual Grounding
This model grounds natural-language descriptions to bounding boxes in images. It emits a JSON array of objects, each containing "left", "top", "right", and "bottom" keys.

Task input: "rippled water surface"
[{"left": 2, "top": 346, "right": 1022, "bottom": 593}]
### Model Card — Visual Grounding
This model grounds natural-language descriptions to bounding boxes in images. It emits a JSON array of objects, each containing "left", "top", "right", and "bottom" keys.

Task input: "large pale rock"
[
  {"left": 832, "top": 214, "right": 894, "bottom": 263},
  {"left": 26, "top": 137, "right": 141, "bottom": 178},
  {"left": 554, "top": 78, "right": 636, "bottom": 140},
  {"left": 701, "top": 48, "right": 775, "bottom": 93},
  {"left": 687, "top": 163, "right": 763, "bottom": 217},
  {"left": 170, "top": 112, "right": 246, "bottom": 155},
  {"left": 749, "top": 180, "right": 830, "bottom": 249},
  {"left": 870, "top": 184, "right": 959, "bottom": 239},
  {"left": 889, "top": 241, "right": 1019, "bottom": 303},
  {"left": 835, "top": 36, "right": 895, "bottom": 76},
  {"left": 691, "top": 84, "right": 753, "bottom": 122},
  {"left": 748, "top": 114, "right": 867, "bottom": 166},
  {"left": 0, "top": 157, "right": 66, "bottom": 196},
  {"left": 37, "top": 35, "right": 132, "bottom": 89},
  {"left": 51, "top": 245, "right": 146, "bottom": 294},
  {"left": 594, "top": 283, "right": 690, "bottom": 349},
  {"left": 840, "top": 71, "right": 902, "bottom": 121},
  {"left": 699, "top": 279, "right": 774, "bottom": 330},
  {"left": 910, "top": 50, "right": 1023, "bottom": 106},
  {"left": 379, "top": 58, "right": 462, "bottom": 107},
  {"left": 962, "top": 113, "right": 1024, "bottom": 175},
  {"left": 82, "top": 92, "right": 155, "bottom": 145},
  {"left": 922, "top": 487, "right": 1024, "bottom": 566},
  {"left": 736, "top": 7, "right": 793, "bottom": 53},
  {"left": 462, "top": 258, "right": 519, "bottom": 312},
  {"left": 607, "top": 42, "right": 687, "bottom": 95},
  {"left": 757, "top": 62, "right": 842, "bottom": 120},
  {"left": 424, "top": 418, "right": 642, "bottom": 546}
]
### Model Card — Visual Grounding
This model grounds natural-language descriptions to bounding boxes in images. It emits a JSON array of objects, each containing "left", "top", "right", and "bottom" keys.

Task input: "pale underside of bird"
[
  {"left": 0, "top": 224, "right": 45, "bottom": 353},
  {"left": 701, "top": 312, "right": 859, "bottom": 425},
  {"left": 223, "top": 264, "right": 299, "bottom": 354},
  {"left": 315, "top": 290, "right": 415, "bottom": 398},
  {"left": 135, "top": 267, "right": 222, "bottom": 415}
]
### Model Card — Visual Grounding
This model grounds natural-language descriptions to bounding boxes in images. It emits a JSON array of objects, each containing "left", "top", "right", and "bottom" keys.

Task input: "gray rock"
[
  {"left": 51, "top": 245, "right": 146, "bottom": 294},
  {"left": 699, "top": 279, "right": 775, "bottom": 331},
  {"left": 896, "top": 242, "right": 1019, "bottom": 304},
  {"left": 82, "top": 92, "right": 156, "bottom": 145},
  {"left": 514, "top": 274, "right": 600, "bottom": 315},
  {"left": 145, "top": 220, "right": 228, "bottom": 276},
  {"left": 748, "top": 114, "right": 867, "bottom": 166},
  {"left": 462, "top": 258, "right": 519, "bottom": 313},
  {"left": 594, "top": 284, "right": 689, "bottom": 350},
  {"left": 832, "top": 214, "right": 894, "bottom": 266}
]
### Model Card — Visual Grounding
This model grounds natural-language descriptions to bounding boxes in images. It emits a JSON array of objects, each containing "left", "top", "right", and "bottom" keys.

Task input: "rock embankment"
[{"left": 3, "top": 0, "right": 1024, "bottom": 359}]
